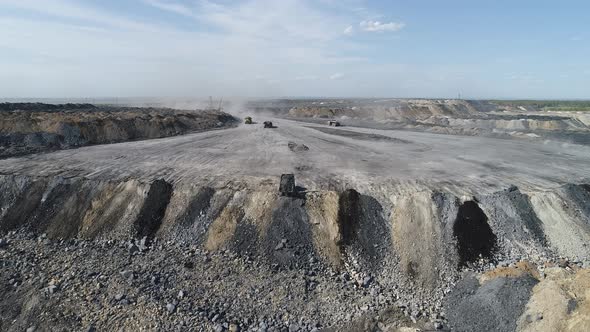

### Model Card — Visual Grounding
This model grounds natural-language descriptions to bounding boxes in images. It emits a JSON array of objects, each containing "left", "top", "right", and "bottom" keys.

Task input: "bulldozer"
[{"left": 244, "top": 116, "right": 253, "bottom": 124}]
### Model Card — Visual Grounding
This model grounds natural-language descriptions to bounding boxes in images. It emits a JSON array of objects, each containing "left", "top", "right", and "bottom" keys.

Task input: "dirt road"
[{"left": 1, "top": 118, "right": 589, "bottom": 193}]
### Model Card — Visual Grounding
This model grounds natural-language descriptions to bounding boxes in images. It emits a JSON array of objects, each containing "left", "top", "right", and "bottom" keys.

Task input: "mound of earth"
[
  {"left": 445, "top": 261, "right": 590, "bottom": 332},
  {"left": 0, "top": 171, "right": 589, "bottom": 331},
  {"left": 0, "top": 103, "right": 238, "bottom": 158},
  {"left": 279, "top": 99, "right": 590, "bottom": 144},
  {"left": 287, "top": 99, "right": 480, "bottom": 122}
]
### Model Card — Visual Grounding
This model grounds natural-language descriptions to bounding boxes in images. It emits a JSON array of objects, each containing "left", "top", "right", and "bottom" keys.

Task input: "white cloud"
[
  {"left": 330, "top": 73, "right": 345, "bottom": 80},
  {"left": 343, "top": 25, "right": 353, "bottom": 35},
  {"left": 360, "top": 20, "right": 405, "bottom": 32},
  {"left": 0, "top": 0, "right": 439, "bottom": 98},
  {"left": 142, "top": 0, "right": 195, "bottom": 17}
]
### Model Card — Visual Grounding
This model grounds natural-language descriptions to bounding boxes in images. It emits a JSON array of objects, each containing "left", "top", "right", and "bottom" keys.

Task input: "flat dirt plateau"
[{"left": 1, "top": 100, "right": 590, "bottom": 332}]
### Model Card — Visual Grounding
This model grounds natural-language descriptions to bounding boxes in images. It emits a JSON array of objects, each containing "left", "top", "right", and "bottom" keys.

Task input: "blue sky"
[{"left": 1, "top": 0, "right": 589, "bottom": 98}]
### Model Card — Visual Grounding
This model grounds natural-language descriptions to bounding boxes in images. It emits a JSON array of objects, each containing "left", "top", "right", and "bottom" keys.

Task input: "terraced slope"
[
  {"left": 283, "top": 99, "right": 590, "bottom": 143},
  {"left": 1, "top": 115, "right": 590, "bottom": 331}
]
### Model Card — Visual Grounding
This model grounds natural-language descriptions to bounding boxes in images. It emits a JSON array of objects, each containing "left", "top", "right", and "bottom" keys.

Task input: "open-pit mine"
[{"left": 1, "top": 100, "right": 590, "bottom": 332}]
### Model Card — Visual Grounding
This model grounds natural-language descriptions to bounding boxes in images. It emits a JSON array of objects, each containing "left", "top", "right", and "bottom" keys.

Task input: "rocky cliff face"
[
  {"left": 0, "top": 103, "right": 237, "bottom": 158},
  {"left": 288, "top": 99, "right": 480, "bottom": 121},
  {"left": 285, "top": 99, "right": 590, "bottom": 143},
  {"left": 1, "top": 174, "right": 589, "bottom": 282}
]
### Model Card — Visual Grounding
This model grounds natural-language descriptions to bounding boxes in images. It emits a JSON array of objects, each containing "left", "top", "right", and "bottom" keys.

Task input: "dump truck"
[
  {"left": 328, "top": 120, "right": 341, "bottom": 127},
  {"left": 279, "top": 174, "right": 295, "bottom": 196},
  {"left": 244, "top": 116, "right": 253, "bottom": 124},
  {"left": 263, "top": 121, "right": 273, "bottom": 128}
]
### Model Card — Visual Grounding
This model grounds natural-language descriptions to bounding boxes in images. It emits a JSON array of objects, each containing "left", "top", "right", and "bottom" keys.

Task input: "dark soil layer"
[
  {"left": 338, "top": 190, "right": 390, "bottom": 271},
  {"left": 445, "top": 274, "right": 539, "bottom": 332},
  {"left": 0, "top": 103, "right": 96, "bottom": 111},
  {"left": 453, "top": 201, "right": 497, "bottom": 267},
  {"left": 134, "top": 180, "right": 174, "bottom": 239},
  {"left": 265, "top": 197, "right": 317, "bottom": 268}
]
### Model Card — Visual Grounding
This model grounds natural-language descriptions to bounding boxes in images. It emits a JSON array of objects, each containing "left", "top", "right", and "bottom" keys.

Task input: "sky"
[{"left": 0, "top": 0, "right": 589, "bottom": 99}]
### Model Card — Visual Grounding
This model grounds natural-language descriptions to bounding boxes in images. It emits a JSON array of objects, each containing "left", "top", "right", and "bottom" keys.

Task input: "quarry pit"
[{"left": 1, "top": 101, "right": 590, "bottom": 332}]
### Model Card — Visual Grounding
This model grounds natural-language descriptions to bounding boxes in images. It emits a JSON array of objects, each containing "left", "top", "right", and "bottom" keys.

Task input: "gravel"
[
  {"left": 0, "top": 232, "right": 444, "bottom": 331},
  {"left": 445, "top": 274, "right": 539, "bottom": 332}
]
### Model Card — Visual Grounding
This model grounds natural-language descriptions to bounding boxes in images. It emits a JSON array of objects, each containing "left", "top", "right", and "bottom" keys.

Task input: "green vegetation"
[
  {"left": 543, "top": 106, "right": 590, "bottom": 112},
  {"left": 489, "top": 100, "right": 590, "bottom": 112}
]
